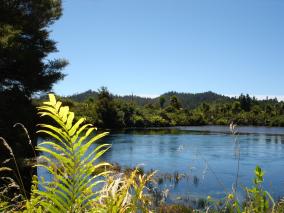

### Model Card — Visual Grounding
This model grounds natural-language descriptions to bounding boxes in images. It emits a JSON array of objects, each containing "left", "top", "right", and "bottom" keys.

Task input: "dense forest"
[{"left": 37, "top": 87, "right": 284, "bottom": 129}]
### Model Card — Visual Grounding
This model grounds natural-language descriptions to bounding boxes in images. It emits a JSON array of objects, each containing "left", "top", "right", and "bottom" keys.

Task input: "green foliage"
[
  {"left": 159, "top": 97, "right": 166, "bottom": 108},
  {"left": 170, "top": 95, "right": 181, "bottom": 109},
  {"left": 0, "top": 0, "right": 67, "bottom": 95},
  {"left": 30, "top": 93, "right": 111, "bottom": 212},
  {"left": 239, "top": 94, "right": 253, "bottom": 112},
  {"left": 132, "top": 114, "right": 146, "bottom": 127},
  {"left": 0, "top": 0, "right": 67, "bottom": 186},
  {"left": 0, "top": 93, "right": 156, "bottom": 212},
  {"left": 67, "top": 90, "right": 230, "bottom": 109},
  {"left": 95, "top": 87, "right": 122, "bottom": 128},
  {"left": 148, "top": 115, "right": 168, "bottom": 127},
  {"left": 242, "top": 166, "right": 274, "bottom": 213},
  {"left": 55, "top": 89, "right": 284, "bottom": 129},
  {"left": 208, "top": 166, "right": 276, "bottom": 213},
  {"left": 1, "top": 94, "right": 284, "bottom": 212}
]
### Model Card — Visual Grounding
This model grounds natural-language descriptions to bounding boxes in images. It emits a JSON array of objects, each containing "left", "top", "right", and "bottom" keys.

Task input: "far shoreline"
[{"left": 105, "top": 125, "right": 284, "bottom": 136}]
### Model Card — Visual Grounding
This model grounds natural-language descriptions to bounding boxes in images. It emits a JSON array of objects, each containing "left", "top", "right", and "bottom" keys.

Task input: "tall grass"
[{"left": 0, "top": 137, "right": 26, "bottom": 212}]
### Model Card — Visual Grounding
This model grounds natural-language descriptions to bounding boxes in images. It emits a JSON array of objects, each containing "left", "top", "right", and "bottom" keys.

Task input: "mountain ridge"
[{"left": 67, "top": 89, "right": 232, "bottom": 109}]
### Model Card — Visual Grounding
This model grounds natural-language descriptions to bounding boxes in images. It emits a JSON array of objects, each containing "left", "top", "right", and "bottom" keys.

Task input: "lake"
[
  {"left": 38, "top": 126, "right": 284, "bottom": 203},
  {"left": 98, "top": 126, "right": 284, "bottom": 202}
]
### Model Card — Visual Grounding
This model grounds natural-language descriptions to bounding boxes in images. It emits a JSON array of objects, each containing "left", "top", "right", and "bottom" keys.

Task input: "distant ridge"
[
  {"left": 68, "top": 90, "right": 98, "bottom": 102},
  {"left": 155, "top": 91, "right": 231, "bottom": 109},
  {"left": 67, "top": 90, "right": 232, "bottom": 109}
]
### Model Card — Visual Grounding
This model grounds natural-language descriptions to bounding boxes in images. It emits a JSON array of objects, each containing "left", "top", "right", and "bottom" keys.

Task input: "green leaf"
[
  {"left": 66, "top": 112, "right": 74, "bottom": 130},
  {"left": 69, "top": 118, "right": 85, "bottom": 136},
  {"left": 49, "top": 94, "right": 57, "bottom": 106}
]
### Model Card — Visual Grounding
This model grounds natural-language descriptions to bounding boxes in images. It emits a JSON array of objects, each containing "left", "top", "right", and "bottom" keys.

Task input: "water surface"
[
  {"left": 38, "top": 126, "right": 284, "bottom": 202},
  {"left": 98, "top": 126, "right": 284, "bottom": 201}
]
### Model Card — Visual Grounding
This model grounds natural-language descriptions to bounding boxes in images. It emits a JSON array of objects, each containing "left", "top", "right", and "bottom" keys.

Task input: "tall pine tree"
[
  {"left": 0, "top": 0, "right": 67, "bottom": 155},
  {"left": 0, "top": 0, "right": 67, "bottom": 196}
]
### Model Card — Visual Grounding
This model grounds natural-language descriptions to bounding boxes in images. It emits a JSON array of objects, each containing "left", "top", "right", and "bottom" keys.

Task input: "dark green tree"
[
  {"left": 95, "top": 87, "right": 120, "bottom": 128},
  {"left": 0, "top": 0, "right": 67, "bottom": 149},
  {"left": 252, "top": 105, "right": 262, "bottom": 115},
  {"left": 232, "top": 101, "right": 241, "bottom": 113},
  {"left": 239, "top": 94, "right": 252, "bottom": 112},
  {"left": 170, "top": 95, "right": 181, "bottom": 109},
  {"left": 280, "top": 103, "right": 284, "bottom": 115},
  {"left": 0, "top": 0, "right": 67, "bottom": 95},
  {"left": 0, "top": 0, "right": 67, "bottom": 196},
  {"left": 265, "top": 105, "right": 273, "bottom": 114},
  {"left": 119, "top": 102, "right": 135, "bottom": 126},
  {"left": 201, "top": 103, "right": 210, "bottom": 113},
  {"left": 159, "top": 96, "right": 166, "bottom": 108}
]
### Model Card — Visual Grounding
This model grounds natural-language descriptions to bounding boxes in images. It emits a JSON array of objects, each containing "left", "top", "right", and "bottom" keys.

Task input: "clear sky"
[{"left": 50, "top": 0, "right": 284, "bottom": 98}]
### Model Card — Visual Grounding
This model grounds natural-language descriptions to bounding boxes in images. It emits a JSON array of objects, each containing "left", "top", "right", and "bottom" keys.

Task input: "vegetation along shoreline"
[{"left": 34, "top": 87, "right": 284, "bottom": 130}]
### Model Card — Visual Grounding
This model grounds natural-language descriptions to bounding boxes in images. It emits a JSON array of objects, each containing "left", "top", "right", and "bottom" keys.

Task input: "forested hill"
[
  {"left": 154, "top": 91, "right": 231, "bottom": 109},
  {"left": 43, "top": 88, "right": 284, "bottom": 128},
  {"left": 68, "top": 90, "right": 99, "bottom": 102},
  {"left": 68, "top": 90, "right": 231, "bottom": 109}
]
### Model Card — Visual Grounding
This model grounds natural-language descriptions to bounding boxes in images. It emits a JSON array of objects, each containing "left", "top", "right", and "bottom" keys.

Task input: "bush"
[
  {"left": 132, "top": 115, "right": 146, "bottom": 127},
  {"left": 148, "top": 115, "right": 169, "bottom": 127},
  {"left": 215, "top": 118, "right": 228, "bottom": 125}
]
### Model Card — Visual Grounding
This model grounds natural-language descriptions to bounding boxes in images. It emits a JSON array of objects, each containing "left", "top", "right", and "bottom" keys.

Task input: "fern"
[
  {"left": 0, "top": 94, "right": 155, "bottom": 212},
  {"left": 33, "top": 94, "right": 111, "bottom": 212}
]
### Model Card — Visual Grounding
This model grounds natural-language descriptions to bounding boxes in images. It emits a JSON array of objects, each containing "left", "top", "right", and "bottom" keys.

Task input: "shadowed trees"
[
  {"left": 0, "top": 0, "right": 67, "bottom": 194},
  {"left": 0, "top": 0, "right": 67, "bottom": 96},
  {"left": 239, "top": 94, "right": 252, "bottom": 112},
  {"left": 0, "top": 0, "right": 67, "bottom": 154},
  {"left": 170, "top": 95, "right": 181, "bottom": 109},
  {"left": 159, "top": 96, "right": 166, "bottom": 108},
  {"left": 95, "top": 87, "right": 121, "bottom": 128}
]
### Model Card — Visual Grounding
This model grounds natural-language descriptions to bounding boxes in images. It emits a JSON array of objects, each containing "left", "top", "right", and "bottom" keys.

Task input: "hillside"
[
  {"left": 67, "top": 90, "right": 99, "bottom": 102},
  {"left": 53, "top": 89, "right": 284, "bottom": 128},
  {"left": 67, "top": 89, "right": 232, "bottom": 109},
  {"left": 153, "top": 91, "right": 232, "bottom": 109}
]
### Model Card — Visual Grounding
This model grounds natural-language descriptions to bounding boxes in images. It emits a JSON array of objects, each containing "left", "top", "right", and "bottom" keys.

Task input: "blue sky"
[{"left": 50, "top": 0, "right": 284, "bottom": 98}]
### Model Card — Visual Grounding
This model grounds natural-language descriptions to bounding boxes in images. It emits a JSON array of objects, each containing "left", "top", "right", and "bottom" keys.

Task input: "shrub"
[{"left": 148, "top": 115, "right": 168, "bottom": 127}]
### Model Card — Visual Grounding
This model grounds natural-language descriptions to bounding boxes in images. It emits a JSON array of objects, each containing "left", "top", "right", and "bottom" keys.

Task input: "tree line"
[{"left": 38, "top": 88, "right": 284, "bottom": 129}]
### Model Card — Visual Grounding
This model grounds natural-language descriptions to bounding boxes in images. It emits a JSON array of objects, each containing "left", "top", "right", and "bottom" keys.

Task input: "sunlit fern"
[{"left": 32, "top": 94, "right": 111, "bottom": 212}]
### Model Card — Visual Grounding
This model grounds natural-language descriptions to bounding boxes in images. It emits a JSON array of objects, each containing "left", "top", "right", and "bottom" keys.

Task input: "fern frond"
[{"left": 34, "top": 93, "right": 111, "bottom": 212}]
